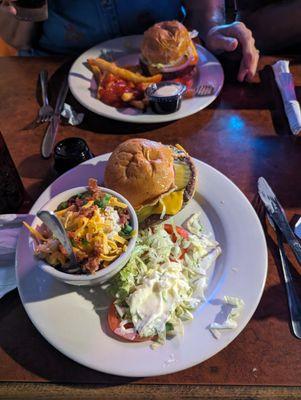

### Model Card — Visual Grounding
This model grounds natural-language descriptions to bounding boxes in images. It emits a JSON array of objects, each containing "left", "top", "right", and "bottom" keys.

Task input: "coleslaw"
[{"left": 108, "top": 214, "right": 221, "bottom": 345}]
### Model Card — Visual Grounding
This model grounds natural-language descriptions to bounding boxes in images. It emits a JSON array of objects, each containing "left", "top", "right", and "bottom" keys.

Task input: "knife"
[
  {"left": 267, "top": 214, "right": 301, "bottom": 339},
  {"left": 41, "top": 78, "right": 69, "bottom": 159},
  {"left": 258, "top": 177, "right": 301, "bottom": 265}
]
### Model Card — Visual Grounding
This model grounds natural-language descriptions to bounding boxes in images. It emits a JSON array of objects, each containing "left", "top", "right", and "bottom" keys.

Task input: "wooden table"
[{"left": 0, "top": 55, "right": 301, "bottom": 399}]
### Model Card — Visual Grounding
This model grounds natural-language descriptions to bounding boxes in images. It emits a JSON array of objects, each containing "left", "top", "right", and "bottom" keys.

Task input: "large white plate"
[
  {"left": 16, "top": 155, "right": 267, "bottom": 377},
  {"left": 68, "top": 35, "right": 224, "bottom": 124}
]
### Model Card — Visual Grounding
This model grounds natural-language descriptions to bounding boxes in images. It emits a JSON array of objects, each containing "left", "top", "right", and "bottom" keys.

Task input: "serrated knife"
[
  {"left": 41, "top": 78, "right": 69, "bottom": 159},
  {"left": 258, "top": 177, "right": 301, "bottom": 265}
]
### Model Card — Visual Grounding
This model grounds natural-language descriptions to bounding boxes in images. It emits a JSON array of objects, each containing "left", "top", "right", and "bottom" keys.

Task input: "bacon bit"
[
  {"left": 118, "top": 209, "right": 130, "bottom": 226},
  {"left": 36, "top": 223, "right": 52, "bottom": 239},
  {"left": 75, "top": 198, "right": 84, "bottom": 208},
  {"left": 88, "top": 178, "right": 99, "bottom": 193},
  {"left": 73, "top": 247, "right": 87, "bottom": 262},
  {"left": 82, "top": 256, "right": 101, "bottom": 274},
  {"left": 88, "top": 178, "right": 103, "bottom": 200},
  {"left": 58, "top": 244, "right": 69, "bottom": 257},
  {"left": 35, "top": 239, "right": 60, "bottom": 255},
  {"left": 79, "top": 204, "right": 96, "bottom": 218}
]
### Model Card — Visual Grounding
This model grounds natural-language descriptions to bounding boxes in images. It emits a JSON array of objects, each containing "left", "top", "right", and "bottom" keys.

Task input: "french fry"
[
  {"left": 121, "top": 92, "right": 134, "bottom": 102},
  {"left": 89, "top": 64, "right": 101, "bottom": 81},
  {"left": 130, "top": 99, "right": 147, "bottom": 111},
  {"left": 87, "top": 57, "right": 162, "bottom": 84}
]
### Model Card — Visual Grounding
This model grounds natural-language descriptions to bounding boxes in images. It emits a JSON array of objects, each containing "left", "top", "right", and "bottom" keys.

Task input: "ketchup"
[{"left": 98, "top": 73, "right": 145, "bottom": 108}]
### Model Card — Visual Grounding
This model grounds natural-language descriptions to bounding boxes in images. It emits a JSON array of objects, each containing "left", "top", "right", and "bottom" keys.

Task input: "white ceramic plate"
[
  {"left": 16, "top": 155, "right": 267, "bottom": 377},
  {"left": 68, "top": 35, "right": 224, "bottom": 124}
]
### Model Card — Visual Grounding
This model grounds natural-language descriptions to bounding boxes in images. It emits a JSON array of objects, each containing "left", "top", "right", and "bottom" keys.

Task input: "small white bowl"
[{"left": 30, "top": 186, "right": 138, "bottom": 286}]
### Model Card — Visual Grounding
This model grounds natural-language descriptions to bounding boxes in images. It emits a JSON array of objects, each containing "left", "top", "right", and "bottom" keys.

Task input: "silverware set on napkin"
[
  {"left": 272, "top": 60, "right": 301, "bottom": 135},
  {"left": 258, "top": 177, "right": 301, "bottom": 339}
]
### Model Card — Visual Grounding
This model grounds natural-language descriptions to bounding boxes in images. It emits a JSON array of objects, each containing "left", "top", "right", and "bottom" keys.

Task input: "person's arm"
[
  {"left": 183, "top": 0, "right": 259, "bottom": 82},
  {"left": 183, "top": 0, "right": 225, "bottom": 39},
  {"left": 0, "top": 1, "right": 36, "bottom": 51}
]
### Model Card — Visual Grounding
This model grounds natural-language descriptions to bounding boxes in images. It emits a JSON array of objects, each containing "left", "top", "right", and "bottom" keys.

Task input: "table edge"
[{"left": 1, "top": 383, "right": 301, "bottom": 400}]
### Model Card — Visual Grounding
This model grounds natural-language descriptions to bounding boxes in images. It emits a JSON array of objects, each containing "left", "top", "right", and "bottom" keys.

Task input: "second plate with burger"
[{"left": 69, "top": 21, "right": 224, "bottom": 123}]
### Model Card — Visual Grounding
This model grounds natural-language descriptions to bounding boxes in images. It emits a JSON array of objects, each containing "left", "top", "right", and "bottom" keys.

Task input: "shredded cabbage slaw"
[{"left": 108, "top": 214, "right": 221, "bottom": 345}]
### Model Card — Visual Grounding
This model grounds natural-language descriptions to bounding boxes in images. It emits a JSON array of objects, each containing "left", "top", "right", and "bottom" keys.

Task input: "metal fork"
[
  {"left": 37, "top": 70, "right": 54, "bottom": 124},
  {"left": 195, "top": 84, "right": 215, "bottom": 97},
  {"left": 267, "top": 214, "right": 301, "bottom": 339}
]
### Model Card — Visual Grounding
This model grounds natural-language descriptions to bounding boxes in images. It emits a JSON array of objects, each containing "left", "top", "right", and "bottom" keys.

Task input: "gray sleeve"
[{"left": 0, "top": 10, "right": 36, "bottom": 49}]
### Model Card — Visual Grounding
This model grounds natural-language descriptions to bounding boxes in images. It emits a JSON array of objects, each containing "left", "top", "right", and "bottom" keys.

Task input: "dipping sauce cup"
[{"left": 146, "top": 82, "right": 186, "bottom": 114}]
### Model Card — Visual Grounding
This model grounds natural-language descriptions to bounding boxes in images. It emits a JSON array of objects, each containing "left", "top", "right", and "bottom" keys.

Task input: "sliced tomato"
[
  {"left": 164, "top": 224, "right": 189, "bottom": 259},
  {"left": 107, "top": 303, "right": 152, "bottom": 342},
  {"left": 164, "top": 224, "right": 189, "bottom": 240}
]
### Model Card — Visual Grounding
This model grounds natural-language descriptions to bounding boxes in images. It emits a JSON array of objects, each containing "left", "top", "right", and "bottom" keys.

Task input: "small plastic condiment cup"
[{"left": 146, "top": 81, "right": 186, "bottom": 114}]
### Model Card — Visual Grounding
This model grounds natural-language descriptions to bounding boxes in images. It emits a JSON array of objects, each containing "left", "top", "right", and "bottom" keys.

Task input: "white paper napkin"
[
  {"left": 0, "top": 214, "right": 28, "bottom": 298},
  {"left": 272, "top": 60, "right": 301, "bottom": 135},
  {"left": 61, "top": 103, "right": 84, "bottom": 126}
]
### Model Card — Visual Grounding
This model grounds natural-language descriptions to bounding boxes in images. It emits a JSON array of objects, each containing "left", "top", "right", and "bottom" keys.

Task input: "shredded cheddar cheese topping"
[{"left": 24, "top": 179, "right": 134, "bottom": 275}]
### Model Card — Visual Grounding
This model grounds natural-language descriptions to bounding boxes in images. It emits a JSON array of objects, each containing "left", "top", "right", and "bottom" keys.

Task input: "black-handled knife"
[
  {"left": 258, "top": 177, "right": 301, "bottom": 265},
  {"left": 41, "top": 78, "right": 69, "bottom": 159}
]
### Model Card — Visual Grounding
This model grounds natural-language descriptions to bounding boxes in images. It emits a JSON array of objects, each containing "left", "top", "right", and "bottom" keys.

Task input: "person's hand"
[
  {"left": 0, "top": 0, "right": 17, "bottom": 15},
  {"left": 205, "top": 21, "right": 259, "bottom": 82}
]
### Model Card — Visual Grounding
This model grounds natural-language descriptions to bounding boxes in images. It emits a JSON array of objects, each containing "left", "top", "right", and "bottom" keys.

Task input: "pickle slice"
[{"left": 173, "top": 161, "right": 191, "bottom": 190}]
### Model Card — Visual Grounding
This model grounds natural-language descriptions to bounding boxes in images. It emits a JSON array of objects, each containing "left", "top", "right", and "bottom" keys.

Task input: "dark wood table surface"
[{"left": 0, "top": 54, "right": 301, "bottom": 400}]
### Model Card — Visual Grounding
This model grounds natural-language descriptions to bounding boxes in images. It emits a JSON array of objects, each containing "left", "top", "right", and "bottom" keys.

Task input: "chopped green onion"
[
  {"left": 103, "top": 193, "right": 111, "bottom": 207},
  {"left": 122, "top": 224, "right": 133, "bottom": 235},
  {"left": 94, "top": 194, "right": 111, "bottom": 209},
  {"left": 77, "top": 192, "right": 90, "bottom": 200},
  {"left": 57, "top": 201, "right": 68, "bottom": 211},
  {"left": 94, "top": 199, "right": 102, "bottom": 208}
]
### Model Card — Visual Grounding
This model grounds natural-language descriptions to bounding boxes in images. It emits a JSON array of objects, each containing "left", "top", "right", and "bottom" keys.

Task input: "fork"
[
  {"left": 195, "top": 84, "right": 215, "bottom": 97},
  {"left": 267, "top": 214, "right": 301, "bottom": 339},
  {"left": 37, "top": 70, "right": 54, "bottom": 124}
]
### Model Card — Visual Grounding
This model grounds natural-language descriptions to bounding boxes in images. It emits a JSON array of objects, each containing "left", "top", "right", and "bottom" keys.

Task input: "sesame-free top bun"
[
  {"left": 104, "top": 139, "right": 175, "bottom": 208},
  {"left": 140, "top": 20, "right": 198, "bottom": 77},
  {"left": 141, "top": 20, "right": 191, "bottom": 66}
]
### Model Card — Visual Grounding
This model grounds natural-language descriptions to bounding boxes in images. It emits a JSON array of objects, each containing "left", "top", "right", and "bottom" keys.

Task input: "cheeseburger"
[
  {"left": 104, "top": 139, "right": 196, "bottom": 228},
  {"left": 140, "top": 20, "right": 199, "bottom": 79}
]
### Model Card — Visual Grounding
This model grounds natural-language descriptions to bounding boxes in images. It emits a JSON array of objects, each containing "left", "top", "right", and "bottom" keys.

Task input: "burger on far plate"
[
  {"left": 140, "top": 20, "right": 199, "bottom": 79},
  {"left": 104, "top": 138, "right": 197, "bottom": 228}
]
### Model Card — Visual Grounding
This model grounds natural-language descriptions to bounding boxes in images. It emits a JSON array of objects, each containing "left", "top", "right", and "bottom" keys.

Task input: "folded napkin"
[
  {"left": 0, "top": 214, "right": 28, "bottom": 298},
  {"left": 272, "top": 60, "right": 301, "bottom": 135}
]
